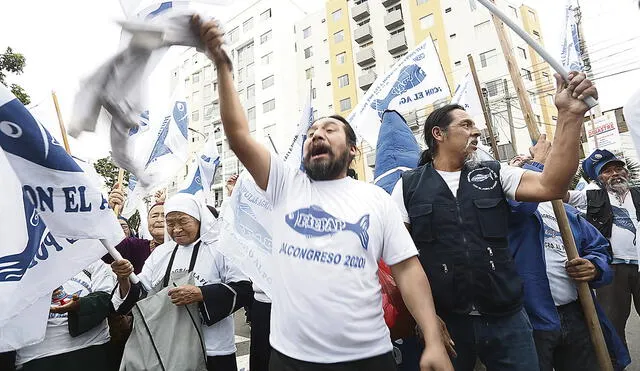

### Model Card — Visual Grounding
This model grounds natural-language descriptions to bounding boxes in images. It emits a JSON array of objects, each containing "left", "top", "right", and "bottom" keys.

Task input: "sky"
[{"left": 1, "top": 0, "right": 639, "bottom": 161}]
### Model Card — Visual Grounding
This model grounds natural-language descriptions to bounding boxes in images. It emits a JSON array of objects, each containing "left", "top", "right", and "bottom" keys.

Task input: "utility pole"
[
  {"left": 468, "top": 54, "right": 500, "bottom": 160},
  {"left": 503, "top": 79, "right": 517, "bottom": 155}
]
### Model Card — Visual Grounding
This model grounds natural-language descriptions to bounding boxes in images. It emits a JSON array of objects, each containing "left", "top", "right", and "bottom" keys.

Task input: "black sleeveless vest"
[{"left": 402, "top": 161, "right": 523, "bottom": 317}]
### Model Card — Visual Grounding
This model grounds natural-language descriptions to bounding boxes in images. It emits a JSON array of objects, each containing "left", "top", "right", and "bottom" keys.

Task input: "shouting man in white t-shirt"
[
  {"left": 193, "top": 16, "right": 452, "bottom": 371},
  {"left": 390, "top": 72, "right": 598, "bottom": 370}
]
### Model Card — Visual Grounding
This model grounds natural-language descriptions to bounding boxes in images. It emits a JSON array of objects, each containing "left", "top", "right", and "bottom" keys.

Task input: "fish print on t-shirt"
[
  {"left": 612, "top": 205, "right": 637, "bottom": 245},
  {"left": 285, "top": 205, "right": 370, "bottom": 250}
]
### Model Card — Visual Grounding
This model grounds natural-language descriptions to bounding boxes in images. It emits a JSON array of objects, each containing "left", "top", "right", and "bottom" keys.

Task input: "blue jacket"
[{"left": 508, "top": 162, "right": 630, "bottom": 370}]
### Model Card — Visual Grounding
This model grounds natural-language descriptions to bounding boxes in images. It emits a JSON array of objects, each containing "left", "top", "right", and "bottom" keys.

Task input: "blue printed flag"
[{"left": 179, "top": 137, "right": 221, "bottom": 201}]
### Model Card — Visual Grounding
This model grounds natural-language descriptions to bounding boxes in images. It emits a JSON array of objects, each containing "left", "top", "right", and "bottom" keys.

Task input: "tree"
[
  {"left": 93, "top": 156, "right": 129, "bottom": 189},
  {"left": 0, "top": 47, "right": 30, "bottom": 105}
]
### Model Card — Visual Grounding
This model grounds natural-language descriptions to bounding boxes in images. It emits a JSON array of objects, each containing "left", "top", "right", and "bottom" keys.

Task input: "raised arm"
[
  {"left": 514, "top": 72, "right": 598, "bottom": 202},
  {"left": 194, "top": 15, "right": 271, "bottom": 190}
]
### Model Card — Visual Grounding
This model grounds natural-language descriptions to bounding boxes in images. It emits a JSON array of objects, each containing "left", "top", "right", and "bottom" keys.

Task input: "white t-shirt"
[
  {"left": 537, "top": 202, "right": 578, "bottom": 306},
  {"left": 16, "top": 261, "right": 115, "bottom": 365},
  {"left": 112, "top": 240, "right": 248, "bottom": 356},
  {"left": 391, "top": 164, "right": 526, "bottom": 223},
  {"left": 568, "top": 190, "right": 639, "bottom": 260},
  {"left": 264, "top": 154, "right": 418, "bottom": 363}
]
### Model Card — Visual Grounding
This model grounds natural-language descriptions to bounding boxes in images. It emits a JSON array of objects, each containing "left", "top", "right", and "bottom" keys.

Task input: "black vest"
[
  {"left": 586, "top": 188, "right": 640, "bottom": 239},
  {"left": 402, "top": 161, "right": 523, "bottom": 317}
]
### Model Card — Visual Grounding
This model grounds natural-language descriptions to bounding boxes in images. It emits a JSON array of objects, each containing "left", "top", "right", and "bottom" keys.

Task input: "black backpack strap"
[{"left": 162, "top": 245, "right": 180, "bottom": 288}]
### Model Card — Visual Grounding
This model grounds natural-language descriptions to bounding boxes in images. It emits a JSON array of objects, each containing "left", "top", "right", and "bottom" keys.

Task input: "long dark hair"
[
  {"left": 312, "top": 114, "right": 359, "bottom": 163},
  {"left": 419, "top": 104, "right": 465, "bottom": 166}
]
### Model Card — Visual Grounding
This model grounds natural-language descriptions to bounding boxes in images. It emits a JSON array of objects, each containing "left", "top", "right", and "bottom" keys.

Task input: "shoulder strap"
[
  {"left": 161, "top": 241, "right": 202, "bottom": 288},
  {"left": 630, "top": 188, "right": 640, "bottom": 221}
]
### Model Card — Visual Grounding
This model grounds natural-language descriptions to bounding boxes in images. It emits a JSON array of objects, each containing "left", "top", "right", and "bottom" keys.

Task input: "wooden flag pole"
[
  {"left": 51, "top": 91, "right": 71, "bottom": 154},
  {"left": 114, "top": 169, "right": 126, "bottom": 216},
  {"left": 468, "top": 54, "right": 500, "bottom": 161},
  {"left": 485, "top": 2, "right": 613, "bottom": 370}
]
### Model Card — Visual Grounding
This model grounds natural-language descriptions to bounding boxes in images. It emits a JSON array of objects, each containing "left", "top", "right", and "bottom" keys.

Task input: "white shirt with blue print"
[{"left": 264, "top": 153, "right": 418, "bottom": 363}]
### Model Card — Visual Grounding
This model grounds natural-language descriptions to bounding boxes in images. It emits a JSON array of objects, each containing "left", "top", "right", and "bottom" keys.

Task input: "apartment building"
[
  {"left": 314, "top": 0, "right": 557, "bottom": 175},
  {"left": 167, "top": 0, "right": 306, "bottom": 205}
]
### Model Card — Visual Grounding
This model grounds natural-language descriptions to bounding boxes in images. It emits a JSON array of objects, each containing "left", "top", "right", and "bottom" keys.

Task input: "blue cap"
[{"left": 582, "top": 149, "right": 625, "bottom": 180}]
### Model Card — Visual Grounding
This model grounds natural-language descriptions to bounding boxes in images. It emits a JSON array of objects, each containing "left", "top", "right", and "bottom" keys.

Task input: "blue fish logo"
[
  {"left": 234, "top": 200, "right": 272, "bottom": 253},
  {"left": 128, "top": 110, "right": 149, "bottom": 136},
  {"left": 144, "top": 101, "right": 188, "bottom": 168},
  {"left": 0, "top": 98, "right": 82, "bottom": 172},
  {"left": 612, "top": 206, "right": 637, "bottom": 245},
  {"left": 370, "top": 64, "right": 427, "bottom": 119},
  {"left": 0, "top": 192, "right": 47, "bottom": 282},
  {"left": 285, "top": 205, "right": 370, "bottom": 250},
  {"left": 544, "top": 225, "right": 563, "bottom": 240},
  {"left": 179, "top": 167, "right": 203, "bottom": 195}
]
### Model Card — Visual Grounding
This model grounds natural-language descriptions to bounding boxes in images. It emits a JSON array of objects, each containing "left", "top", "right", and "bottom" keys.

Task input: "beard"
[
  {"left": 606, "top": 176, "right": 630, "bottom": 195},
  {"left": 303, "top": 146, "right": 351, "bottom": 181},
  {"left": 465, "top": 148, "right": 483, "bottom": 169}
]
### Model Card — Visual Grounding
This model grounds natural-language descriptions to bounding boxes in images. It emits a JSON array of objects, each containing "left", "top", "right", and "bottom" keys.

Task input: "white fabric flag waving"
[
  {"left": 178, "top": 137, "right": 221, "bottom": 201},
  {"left": 451, "top": 73, "right": 486, "bottom": 129},
  {"left": 282, "top": 84, "right": 314, "bottom": 169},
  {"left": 348, "top": 36, "right": 450, "bottom": 147},
  {"left": 560, "top": 0, "right": 584, "bottom": 72}
]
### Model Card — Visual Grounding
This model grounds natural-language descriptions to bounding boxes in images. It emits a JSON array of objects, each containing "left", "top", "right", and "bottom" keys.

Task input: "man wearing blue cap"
[{"left": 567, "top": 149, "right": 640, "bottom": 349}]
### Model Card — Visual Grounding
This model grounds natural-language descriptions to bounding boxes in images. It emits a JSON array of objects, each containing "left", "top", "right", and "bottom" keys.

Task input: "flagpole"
[
  {"left": 114, "top": 169, "right": 126, "bottom": 216},
  {"left": 483, "top": 1, "right": 612, "bottom": 369},
  {"left": 100, "top": 239, "right": 140, "bottom": 284},
  {"left": 468, "top": 55, "right": 500, "bottom": 161},
  {"left": 51, "top": 91, "right": 71, "bottom": 154}
]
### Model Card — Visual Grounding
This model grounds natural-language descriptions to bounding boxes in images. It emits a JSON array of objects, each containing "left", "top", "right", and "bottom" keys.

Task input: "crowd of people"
[{"left": 4, "top": 14, "right": 640, "bottom": 371}]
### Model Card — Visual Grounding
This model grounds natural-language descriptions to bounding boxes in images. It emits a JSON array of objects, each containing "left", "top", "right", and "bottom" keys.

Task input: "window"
[
  {"left": 312, "top": 88, "right": 317, "bottom": 99},
  {"left": 338, "top": 74, "right": 349, "bottom": 88},
  {"left": 509, "top": 6, "right": 518, "bottom": 19},
  {"left": 542, "top": 72, "right": 550, "bottom": 83},
  {"left": 192, "top": 71, "right": 200, "bottom": 83},
  {"left": 243, "top": 18, "right": 254, "bottom": 32},
  {"left": 336, "top": 52, "right": 346, "bottom": 64},
  {"left": 204, "top": 84, "right": 212, "bottom": 99},
  {"left": 192, "top": 110, "right": 200, "bottom": 121},
  {"left": 262, "top": 75, "right": 273, "bottom": 89},
  {"left": 339, "top": 97, "right": 351, "bottom": 111},
  {"left": 334, "top": 30, "right": 344, "bottom": 43},
  {"left": 303, "top": 27, "right": 311, "bottom": 39},
  {"left": 305, "top": 67, "right": 314, "bottom": 80},
  {"left": 247, "top": 107, "right": 256, "bottom": 120},
  {"left": 213, "top": 82, "right": 218, "bottom": 93},
  {"left": 529, "top": 92, "right": 538, "bottom": 104},
  {"left": 474, "top": 20, "right": 490, "bottom": 37},
  {"left": 417, "top": 0, "right": 428, "bottom": 4},
  {"left": 304, "top": 47, "right": 313, "bottom": 59},
  {"left": 262, "top": 75, "right": 274, "bottom": 89},
  {"left": 192, "top": 90, "right": 201, "bottom": 103},
  {"left": 246, "top": 63, "right": 254, "bottom": 80},
  {"left": 532, "top": 30, "right": 541, "bottom": 41},
  {"left": 536, "top": 114, "right": 542, "bottom": 124},
  {"left": 228, "top": 27, "right": 239, "bottom": 43},
  {"left": 204, "top": 103, "right": 213, "bottom": 120},
  {"left": 454, "top": 61, "right": 462, "bottom": 66},
  {"left": 237, "top": 68, "right": 243, "bottom": 85},
  {"left": 184, "top": 78, "right": 189, "bottom": 89},
  {"left": 419, "top": 14, "right": 434, "bottom": 29},
  {"left": 522, "top": 68, "right": 532, "bottom": 81},
  {"left": 517, "top": 47, "right": 527, "bottom": 60},
  {"left": 528, "top": 10, "right": 536, "bottom": 21},
  {"left": 390, "top": 27, "right": 405, "bottom": 36},
  {"left": 263, "top": 99, "right": 275, "bottom": 113},
  {"left": 260, "top": 30, "right": 272, "bottom": 44},
  {"left": 486, "top": 79, "right": 501, "bottom": 97},
  {"left": 332, "top": 9, "right": 342, "bottom": 22},
  {"left": 203, "top": 65, "right": 213, "bottom": 81},
  {"left": 261, "top": 9, "right": 271, "bottom": 20},
  {"left": 247, "top": 84, "right": 255, "bottom": 100},
  {"left": 445, "top": 7, "right": 452, "bottom": 13},
  {"left": 450, "top": 33, "right": 457, "bottom": 39},
  {"left": 480, "top": 49, "right": 496, "bottom": 68},
  {"left": 261, "top": 53, "right": 272, "bottom": 65}
]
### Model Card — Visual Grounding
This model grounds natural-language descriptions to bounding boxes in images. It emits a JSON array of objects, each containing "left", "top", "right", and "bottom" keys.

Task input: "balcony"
[
  {"left": 387, "top": 32, "right": 408, "bottom": 54},
  {"left": 358, "top": 71, "right": 377, "bottom": 91},
  {"left": 384, "top": 10, "right": 404, "bottom": 30},
  {"left": 351, "top": 2, "right": 370, "bottom": 22},
  {"left": 356, "top": 48, "right": 375, "bottom": 67},
  {"left": 354, "top": 24, "right": 373, "bottom": 44},
  {"left": 382, "top": 0, "right": 400, "bottom": 7}
]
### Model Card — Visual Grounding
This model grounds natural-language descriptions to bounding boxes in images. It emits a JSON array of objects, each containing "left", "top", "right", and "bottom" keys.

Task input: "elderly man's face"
[
  {"left": 599, "top": 163, "right": 630, "bottom": 191},
  {"left": 165, "top": 211, "right": 200, "bottom": 245}
]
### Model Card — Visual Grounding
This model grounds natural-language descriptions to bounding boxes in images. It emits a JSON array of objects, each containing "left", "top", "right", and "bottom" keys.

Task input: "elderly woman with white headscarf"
[{"left": 111, "top": 193, "right": 252, "bottom": 371}]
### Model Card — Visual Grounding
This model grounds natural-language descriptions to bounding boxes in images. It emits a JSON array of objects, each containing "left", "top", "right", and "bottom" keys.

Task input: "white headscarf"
[{"left": 164, "top": 193, "right": 220, "bottom": 245}]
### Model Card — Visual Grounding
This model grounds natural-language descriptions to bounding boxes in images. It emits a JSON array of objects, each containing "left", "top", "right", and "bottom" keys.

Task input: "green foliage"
[
  {"left": 128, "top": 210, "right": 141, "bottom": 236},
  {"left": 0, "top": 47, "right": 30, "bottom": 105},
  {"left": 93, "top": 156, "right": 129, "bottom": 189}
]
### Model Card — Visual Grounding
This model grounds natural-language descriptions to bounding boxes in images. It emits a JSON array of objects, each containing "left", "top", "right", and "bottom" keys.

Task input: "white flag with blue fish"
[
  {"left": 451, "top": 73, "right": 486, "bottom": 129},
  {"left": 348, "top": 36, "right": 450, "bottom": 147},
  {"left": 220, "top": 172, "right": 274, "bottom": 298},
  {"left": 179, "top": 137, "right": 221, "bottom": 201},
  {"left": 283, "top": 83, "right": 314, "bottom": 169},
  {"left": 560, "top": 0, "right": 584, "bottom": 72},
  {"left": 0, "top": 86, "right": 124, "bottom": 348}
]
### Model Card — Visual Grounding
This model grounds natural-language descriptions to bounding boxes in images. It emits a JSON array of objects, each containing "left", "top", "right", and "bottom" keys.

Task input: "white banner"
[
  {"left": 178, "top": 137, "right": 221, "bottom": 202},
  {"left": 586, "top": 112, "right": 622, "bottom": 155},
  {"left": 560, "top": 0, "right": 584, "bottom": 72},
  {"left": 348, "top": 36, "right": 450, "bottom": 147},
  {"left": 282, "top": 84, "right": 313, "bottom": 170},
  {"left": 451, "top": 73, "right": 486, "bottom": 129}
]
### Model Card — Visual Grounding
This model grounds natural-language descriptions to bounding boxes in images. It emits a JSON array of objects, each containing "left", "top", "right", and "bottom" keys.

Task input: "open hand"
[
  {"left": 168, "top": 285, "right": 203, "bottom": 306},
  {"left": 529, "top": 134, "right": 551, "bottom": 164}
]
